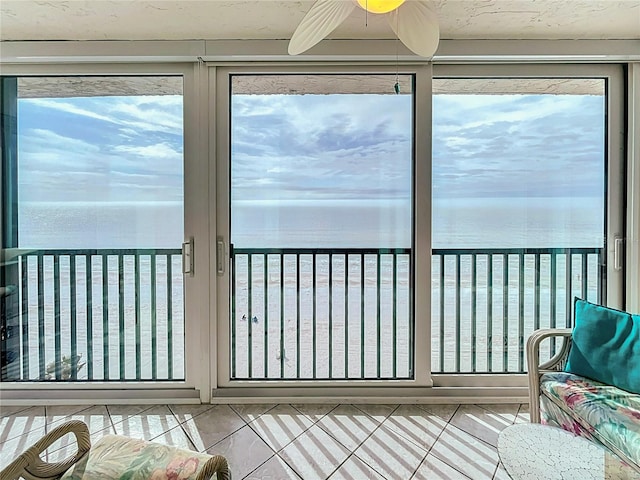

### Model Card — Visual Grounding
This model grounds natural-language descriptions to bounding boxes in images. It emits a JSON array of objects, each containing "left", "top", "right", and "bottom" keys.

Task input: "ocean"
[
  {"left": 18, "top": 196, "right": 602, "bottom": 249},
  {"left": 9, "top": 196, "right": 603, "bottom": 380},
  {"left": 231, "top": 197, "right": 603, "bottom": 249}
]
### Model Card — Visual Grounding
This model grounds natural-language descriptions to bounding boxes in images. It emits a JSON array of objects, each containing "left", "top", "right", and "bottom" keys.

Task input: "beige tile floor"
[{"left": 0, "top": 402, "right": 530, "bottom": 479}]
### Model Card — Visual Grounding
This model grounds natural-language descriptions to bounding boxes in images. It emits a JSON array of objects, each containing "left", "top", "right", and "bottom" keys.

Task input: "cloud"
[
  {"left": 230, "top": 92, "right": 605, "bottom": 202},
  {"left": 17, "top": 88, "right": 605, "bottom": 206},
  {"left": 109, "top": 97, "right": 183, "bottom": 135},
  {"left": 24, "top": 94, "right": 183, "bottom": 138},
  {"left": 432, "top": 94, "right": 604, "bottom": 198},
  {"left": 18, "top": 128, "right": 103, "bottom": 171},
  {"left": 114, "top": 142, "right": 182, "bottom": 159},
  {"left": 22, "top": 128, "right": 97, "bottom": 152},
  {"left": 17, "top": 93, "right": 184, "bottom": 202},
  {"left": 231, "top": 93, "right": 413, "bottom": 201},
  {"left": 112, "top": 142, "right": 183, "bottom": 176},
  {"left": 25, "top": 99, "right": 117, "bottom": 124}
]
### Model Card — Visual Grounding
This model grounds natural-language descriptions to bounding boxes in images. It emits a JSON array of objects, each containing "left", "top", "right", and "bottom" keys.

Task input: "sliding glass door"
[
  {"left": 430, "top": 65, "right": 625, "bottom": 375},
  {"left": 1, "top": 74, "right": 187, "bottom": 383},
  {"left": 1, "top": 62, "right": 625, "bottom": 397},
  {"left": 216, "top": 67, "right": 432, "bottom": 385}
]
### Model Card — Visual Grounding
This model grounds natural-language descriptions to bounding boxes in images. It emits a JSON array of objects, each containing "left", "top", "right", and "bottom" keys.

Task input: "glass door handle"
[
  {"left": 216, "top": 237, "right": 226, "bottom": 275},
  {"left": 182, "top": 237, "right": 194, "bottom": 276},
  {"left": 614, "top": 236, "right": 624, "bottom": 271}
]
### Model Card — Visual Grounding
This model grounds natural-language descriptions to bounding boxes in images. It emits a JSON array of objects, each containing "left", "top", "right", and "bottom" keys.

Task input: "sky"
[
  {"left": 433, "top": 93, "right": 605, "bottom": 199},
  {"left": 16, "top": 76, "right": 605, "bottom": 205},
  {"left": 15, "top": 74, "right": 605, "bottom": 246},
  {"left": 231, "top": 92, "right": 413, "bottom": 203},
  {"left": 230, "top": 90, "right": 605, "bottom": 205},
  {"left": 17, "top": 88, "right": 184, "bottom": 204}
]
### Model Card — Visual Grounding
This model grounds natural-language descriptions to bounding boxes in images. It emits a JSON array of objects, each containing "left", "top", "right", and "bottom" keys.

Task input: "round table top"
[{"left": 497, "top": 423, "right": 640, "bottom": 480}]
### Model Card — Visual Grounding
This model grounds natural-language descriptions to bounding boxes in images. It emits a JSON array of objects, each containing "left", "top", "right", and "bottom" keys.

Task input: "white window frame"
[
  {"left": 212, "top": 63, "right": 434, "bottom": 392},
  {"left": 0, "top": 63, "right": 210, "bottom": 403},
  {"left": 0, "top": 41, "right": 633, "bottom": 405},
  {"left": 429, "top": 63, "right": 626, "bottom": 390},
  {"left": 627, "top": 63, "right": 640, "bottom": 312}
]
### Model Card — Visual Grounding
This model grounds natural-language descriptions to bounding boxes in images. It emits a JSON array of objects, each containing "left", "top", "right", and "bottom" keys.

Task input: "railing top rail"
[
  {"left": 231, "top": 247, "right": 412, "bottom": 255},
  {"left": 433, "top": 247, "right": 603, "bottom": 255},
  {"left": 18, "top": 248, "right": 182, "bottom": 256},
  {"left": 231, "top": 246, "right": 602, "bottom": 256},
  {"left": 14, "top": 246, "right": 603, "bottom": 257}
]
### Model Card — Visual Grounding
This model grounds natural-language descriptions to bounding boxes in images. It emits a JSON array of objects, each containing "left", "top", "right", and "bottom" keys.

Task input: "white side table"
[{"left": 497, "top": 423, "right": 640, "bottom": 480}]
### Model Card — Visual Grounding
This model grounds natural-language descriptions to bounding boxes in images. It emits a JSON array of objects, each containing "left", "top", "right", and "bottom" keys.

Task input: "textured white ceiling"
[
  {"left": 16, "top": 75, "right": 604, "bottom": 98},
  {"left": 0, "top": 0, "right": 638, "bottom": 42}
]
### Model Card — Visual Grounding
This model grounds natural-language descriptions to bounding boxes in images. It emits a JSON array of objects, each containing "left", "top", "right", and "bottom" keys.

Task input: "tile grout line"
[
  {"left": 439, "top": 424, "right": 500, "bottom": 462},
  {"left": 147, "top": 406, "right": 189, "bottom": 447},
  {"left": 290, "top": 403, "right": 339, "bottom": 423},
  {"left": 406, "top": 404, "right": 476, "bottom": 480},
  {"left": 167, "top": 404, "right": 230, "bottom": 452},
  {"left": 203, "top": 421, "right": 246, "bottom": 452},
  {"left": 348, "top": 404, "right": 476, "bottom": 480},
  {"left": 43, "top": 405, "right": 121, "bottom": 461},
  {"left": 268, "top": 404, "right": 392, "bottom": 480},
  {"left": 46, "top": 404, "right": 95, "bottom": 433},
  {"left": 406, "top": 405, "right": 462, "bottom": 480},
  {"left": 240, "top": 452, "right": 304, "bottom": 480},
  {"left": 338, "top": 404, "right": 404, "bottom": 479},
  {"left": 166, "top": 404, "right": 201, "bottom": 452},
  {"left": 106, "top": 404, "right": 156, "bottom": 435},
  {"left": 433, "top": 404, "right": 508, "bottom": 480},
  {"left": 446, "top": 405, "right": 511, "bottom": 449},
  {"left": 2, "top": 403, "right": 527, "bottom": 480},
  {"left": 105, "top": 405, "right": 116, "bottom": 432},
  {"left": 222, "top": 403, "right": 322, "bottom": 478},
  {"left": 284, "top": 404, "right": 392, "bottom": 479},
  {"left": 491, "top": 402, "right": 526, "bottom": 479},
  {"left": 229, "top": 403, "right": 278, "bottom": 427},
  {"left": 246, "top": 403, "right": 319, "bottom": 454},
  {"left": 242, "top": 404, "right": 320, "bottom": 480},
  {"left": 288, "top": 403, "right": 345, "bottom": 477}
]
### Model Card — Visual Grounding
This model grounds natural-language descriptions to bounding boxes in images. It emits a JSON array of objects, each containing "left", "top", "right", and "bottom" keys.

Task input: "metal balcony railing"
[
  {"left": 1, "top": 249, "right": 184, "bottom": 381},
  {"left": 431, "top": 248, "right": 602, "bottom": 374},
  {"left": 1, "top": 246, "right": 602, "bottom": 382},
  {"left": 230, "top": 248, "right": 413, "bottom": 381},
  {"left": 230, "top": 247, "right": 602, "bottom": 380}
]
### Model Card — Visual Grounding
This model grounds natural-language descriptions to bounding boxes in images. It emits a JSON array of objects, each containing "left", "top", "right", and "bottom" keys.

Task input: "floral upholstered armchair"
[
  {"left": 1, "top": 420, "right": 230, "bottom": 480},
  {"left": 526, "top": 299, "right": 640, "bottom": 472}
]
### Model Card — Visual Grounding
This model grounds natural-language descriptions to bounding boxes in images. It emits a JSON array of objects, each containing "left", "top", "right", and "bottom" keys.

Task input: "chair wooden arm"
[
  {"left": 196, "top": 455, "right": 230, "bottom": 480},
  {"left": 0, "top": 420, "right": 91, "bottom": 480},
  {"left": 527, "top": 328, "right": 572, "bottom": 423}
]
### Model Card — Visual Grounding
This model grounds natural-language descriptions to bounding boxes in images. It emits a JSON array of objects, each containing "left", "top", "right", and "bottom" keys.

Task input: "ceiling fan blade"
[
  {"left": 388, "top": 0, "right": 439, "bottom": 57},
  {"left": 288, "top": 0, "right": 356, "bottom": 55}
]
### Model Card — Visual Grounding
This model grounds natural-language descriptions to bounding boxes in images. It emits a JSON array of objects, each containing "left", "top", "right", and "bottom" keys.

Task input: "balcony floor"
[{"left": 0, "top": 402, "right": 528, "bottom": 479}]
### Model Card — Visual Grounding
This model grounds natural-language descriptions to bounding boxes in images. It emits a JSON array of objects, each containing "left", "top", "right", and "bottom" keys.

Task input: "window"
[
  {"left": 1, "top": 76, "right": 185, "bottom": 381},
  {"left": 431, "top": 73, "right": 618, "bottom": 374},
  {"left": 220, "top": 71, "right": 423, "bottom": 382}
]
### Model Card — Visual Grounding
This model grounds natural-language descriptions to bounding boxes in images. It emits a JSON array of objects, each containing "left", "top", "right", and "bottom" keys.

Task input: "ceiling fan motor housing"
[{"left": 356, "top": 0, "right": 406, "bottom": 14}]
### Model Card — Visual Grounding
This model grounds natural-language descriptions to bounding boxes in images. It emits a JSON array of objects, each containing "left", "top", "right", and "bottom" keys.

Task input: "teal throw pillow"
[{"left": 565, "top": 299, "right": 640, "bottom": 394}]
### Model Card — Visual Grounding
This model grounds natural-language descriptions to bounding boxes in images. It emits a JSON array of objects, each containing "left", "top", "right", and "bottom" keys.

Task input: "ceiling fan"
[{"left": 288, "top": 0, "right": 440, "bottom": 57}]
